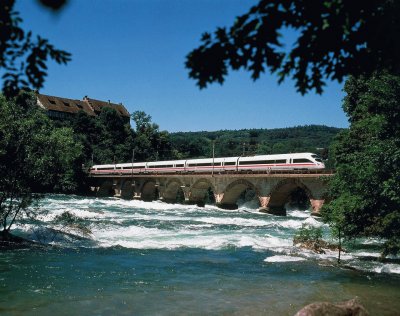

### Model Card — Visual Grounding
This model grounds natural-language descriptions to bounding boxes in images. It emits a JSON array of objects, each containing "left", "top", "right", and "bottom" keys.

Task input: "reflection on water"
[{"left": 0, "top": 194, "right": 399, "bottom": 315}]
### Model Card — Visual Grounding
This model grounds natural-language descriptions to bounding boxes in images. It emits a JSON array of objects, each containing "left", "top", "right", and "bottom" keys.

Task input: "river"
[{"left": 1, "top": 194, "right": 399, "bottom": 315}]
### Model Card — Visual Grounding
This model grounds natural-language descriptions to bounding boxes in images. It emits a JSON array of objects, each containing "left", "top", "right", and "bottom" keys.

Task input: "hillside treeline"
[{"left": 170, "top": 126, "right": 341, "bottom": 160}]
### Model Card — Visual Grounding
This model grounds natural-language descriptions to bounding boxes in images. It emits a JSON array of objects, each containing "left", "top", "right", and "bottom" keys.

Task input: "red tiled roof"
[
  {"left": 36, "top": 94, "right": 131, "bottom": 119},
  {"left": 37, "top": 94, "right": 96, "bottom": 116},
  {"left": 83, "top": 97, "right": 130, "bottom": 118}
]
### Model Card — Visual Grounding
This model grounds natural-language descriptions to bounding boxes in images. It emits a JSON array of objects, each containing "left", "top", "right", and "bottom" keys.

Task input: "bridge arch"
[
  {"left": 163, "top": 179, "right": 185, "bottom": 203},
  {"left": 120, "top": 179, "right": 134, "bottom": 199},
  {"left": 189, "top": 178, "right": 215, "bottom": 206},
  {"left": 141, "top": 180, "right": 158, "bottom": 201},
  {"left": 268, "top": 179, "right": 313, "bottom": 214},
  {"left": 97, "top": 180, "right": 114, "bottom": 197},
  {"left": 220, "top": 179, "right": 259, "bottom": 209}
]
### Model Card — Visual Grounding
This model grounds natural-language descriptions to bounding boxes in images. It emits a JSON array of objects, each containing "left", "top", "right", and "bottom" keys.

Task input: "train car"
[
  {"left": 116, "top": 162, "right": 147, "bottom": 174},
  {"left": 91, "top": 162, "right": 147, "bottom": 174},
  {"left": 222, "top": 156, "right": 240, "bottom": 172},
  {"left": 146, "top": 160, "right": 187, "bottom": 173},
  {"left": 185, "top": 157, "right": 225, "bottom": 172},
  {"left": 91, "top": 163, "right": 118, "bottom": 174},
  {"left": 237, "top": 153, "right": 324, "bottom": 171},
  {"left": 90, "top": 153, "right": 324, "bottom": 175}
]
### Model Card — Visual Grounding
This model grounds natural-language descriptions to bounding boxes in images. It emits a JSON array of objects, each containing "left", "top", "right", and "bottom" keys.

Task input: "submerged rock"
[
  {"left": 0, "top": 232, "right": 41, "bottom": 250},
  {"left": 293, "top": 238, "right": 342, "bottom": 254},
  {"left": 295, "top": 298, "right": 369, "bottom": 316}
]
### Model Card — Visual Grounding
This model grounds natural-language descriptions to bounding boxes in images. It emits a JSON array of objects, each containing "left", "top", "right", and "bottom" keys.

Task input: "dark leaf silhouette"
[
  {"left": 0, "top": 0, "right": 71, "bottom": 98},
  {"left": 186, "top": 0, "right": 400, "bottom": 95}
]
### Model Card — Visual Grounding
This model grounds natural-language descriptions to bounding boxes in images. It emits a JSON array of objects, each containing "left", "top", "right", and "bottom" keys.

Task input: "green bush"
[{"left": 294, "top": 224, "right": 322, "bottom": 243}]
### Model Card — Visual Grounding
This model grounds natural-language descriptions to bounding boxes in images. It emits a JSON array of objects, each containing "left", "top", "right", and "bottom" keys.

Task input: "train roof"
[
  {"left": 91, "top": 153, "right": 320, "bottom": 168},
  {"left": 91, "top": 164, "right": 116, "bottom": 168},
  {"left": 147, "top": 160, "right": 187, "bottom": 165},
  {"left": 237, "top": 153, "right": 316, "bottom": 160}
]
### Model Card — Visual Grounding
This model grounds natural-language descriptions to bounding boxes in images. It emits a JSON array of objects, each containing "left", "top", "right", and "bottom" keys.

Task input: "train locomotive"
[{"left": 90, "top": 152, "right": 325, "bottom": 175}]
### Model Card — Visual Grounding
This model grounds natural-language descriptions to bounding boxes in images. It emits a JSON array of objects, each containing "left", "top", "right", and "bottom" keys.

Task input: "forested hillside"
[{"left": 169, "top": 125, "right": 342, "bottom": 160}]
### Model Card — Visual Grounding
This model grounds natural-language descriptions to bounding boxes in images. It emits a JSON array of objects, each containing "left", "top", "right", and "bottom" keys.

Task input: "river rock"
[{"left": 294, "top": 298, "right": 369, "bottom": 316}]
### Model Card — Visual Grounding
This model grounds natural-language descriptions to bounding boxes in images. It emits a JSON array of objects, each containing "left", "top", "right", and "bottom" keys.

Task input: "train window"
[
  {"left": 293, "top": 158, "right": 312, "bottom": 163},
  {"left": 311, "top": 155, "right": 323, "bottom": 162},
  {"left": 175, "top": 164, "right": 184, "bottom": 167},
  {"left": 224, "top": 162, "right": 236, "bottom": 165},
  {"left": 196, "top": 163, "right": 212, "bottom": 167},
  {"left": 275, "top": 159, "right": 286, "bottom": 163},
  {"left": 239, "top": 160, "right": 266, "bottom": 165}
]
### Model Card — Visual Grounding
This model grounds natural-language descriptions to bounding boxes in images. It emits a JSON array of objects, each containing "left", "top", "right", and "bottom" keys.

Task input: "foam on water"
[
  {"left": 302, "top": 217, "right": 324, "bottom": 228},
  {"left": 287, "top": 210, "right": 311, "bottom": 218},
  {"left": 264, "top": 255, "right": 306, "bottom": 262},
  {"left": 374, "top": 264, "right": 400, "bottom": 274},
  {"left": 20, "top": 195, "right": 400, "bottom": 275}
]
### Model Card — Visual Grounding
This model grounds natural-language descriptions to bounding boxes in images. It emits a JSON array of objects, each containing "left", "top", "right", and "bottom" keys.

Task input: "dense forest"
[{"left": 169, "top": 125, "right": 341, "bottom": 161}]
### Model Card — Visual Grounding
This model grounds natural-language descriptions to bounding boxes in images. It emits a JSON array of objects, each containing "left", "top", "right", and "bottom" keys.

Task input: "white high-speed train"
[{"left": 90, "top": 153, "right": 325, "bottom": 175}]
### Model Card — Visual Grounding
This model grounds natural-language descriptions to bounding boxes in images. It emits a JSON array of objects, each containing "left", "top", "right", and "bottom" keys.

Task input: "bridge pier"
[
  {"left": 213, "top": 192, "right": 236, "bottom": 209},
  {"left": 257, "top": 196, "right": 284, "bottom": 215},
  {"left": 113, "top": 179, "right": 122, "bottom": 197},
  {"left": 310, "top": 199, "right": 324, "bottom": 216}
]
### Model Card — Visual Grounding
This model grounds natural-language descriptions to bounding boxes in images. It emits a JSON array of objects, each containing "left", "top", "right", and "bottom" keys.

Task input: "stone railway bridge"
[{"left": 89, "top": 170, "right": 333, "bottom": 216}]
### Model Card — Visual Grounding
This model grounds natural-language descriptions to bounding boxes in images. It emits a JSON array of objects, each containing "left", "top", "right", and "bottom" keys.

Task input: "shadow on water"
[{"left": 0, "top": 246, "right": 399, "bottom": 315}]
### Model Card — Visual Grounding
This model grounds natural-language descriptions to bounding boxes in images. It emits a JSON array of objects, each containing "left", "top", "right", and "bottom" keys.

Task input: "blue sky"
[{"left": 17, "top": 0, "right": 348, "bottom": 132}]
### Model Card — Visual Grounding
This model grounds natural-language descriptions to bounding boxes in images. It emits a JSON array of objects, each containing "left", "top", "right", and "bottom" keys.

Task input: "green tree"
[
  {"left": 97, "top": 107, "right": 134, "bottom": 163},
  {"left": 186, "top": 0, "right": 399, "bottom": 94},
  {"left": 322, "top": 71, "right": 400, "bottom": 256},
  {"left": 71, "top": 111, "right": 102, "bottom": 166},
  {"left": 131, "top": 110, "right": 173, "bottom": 161},
  {"left": 0, "top": 93, "right": 82, "bottom": 239}
]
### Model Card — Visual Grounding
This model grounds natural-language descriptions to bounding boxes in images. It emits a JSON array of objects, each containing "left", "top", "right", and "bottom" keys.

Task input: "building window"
[
  {"left": 49, "top": 99, "right": 56, "bottom": 105},
  {"left": 63, "top": 102, "right": 70, "bottom": 107}
]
